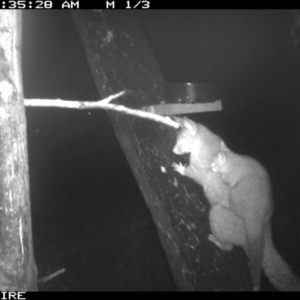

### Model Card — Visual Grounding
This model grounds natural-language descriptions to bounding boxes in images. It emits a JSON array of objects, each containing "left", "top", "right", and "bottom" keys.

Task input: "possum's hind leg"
[
  {"left": 208, "top": 205, "right": 246, "bottom": 250},
  {"left": 229, "top": 180, "right": 269, "bottom": 291}
]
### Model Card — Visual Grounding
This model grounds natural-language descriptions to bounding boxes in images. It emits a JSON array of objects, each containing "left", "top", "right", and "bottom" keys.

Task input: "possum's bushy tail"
[{"left": 263, "top": 222, "right": 300, "bottom": 291}]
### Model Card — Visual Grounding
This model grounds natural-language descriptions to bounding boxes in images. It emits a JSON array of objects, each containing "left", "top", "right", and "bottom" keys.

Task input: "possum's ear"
[
  {"left": 172, "top": 116, "right": 183, "bottom": 127},
  {"left": 218, "top": 151, "right": 226, "bottom": 164},
  {"left": 220, "top": 140, "right": 229, "bottom": 151},
  {"left": 212, "top": 151, "right": 226, "bottom": 172},
  {"left": 182, "top": 117, "right": 197, "bottom": 133}
]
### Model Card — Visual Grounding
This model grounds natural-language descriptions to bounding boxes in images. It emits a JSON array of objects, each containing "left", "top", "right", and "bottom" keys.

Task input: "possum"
[
  {"left": 172, "top": 116, "right": 230, "bottom": 208},
  {"left": 172, "top": 116, "right": 300, "bottom": 291}
]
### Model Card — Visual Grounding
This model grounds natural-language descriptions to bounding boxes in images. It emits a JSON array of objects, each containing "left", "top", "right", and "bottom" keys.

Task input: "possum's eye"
[
  {"left": 211, "top": 161, "right": 219, "bottom": 172},
  {"left": 173, "top": 141, "right": 191, "bottom": 154}
]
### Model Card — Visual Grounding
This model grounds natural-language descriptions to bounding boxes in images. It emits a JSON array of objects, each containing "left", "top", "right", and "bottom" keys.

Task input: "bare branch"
[
  {"left": 38, "top": 268, "right": 66, "bottom": 284},
  {"left": 24, "top": 91, "right": 180, "bottom": 129}
]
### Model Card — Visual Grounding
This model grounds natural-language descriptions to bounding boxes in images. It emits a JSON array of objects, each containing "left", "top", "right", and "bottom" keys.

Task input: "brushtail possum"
[
  {"left": 172, "top": 116, "right": 300, "bottom": 291},
  {"left": 172, "top": 116, "right": 231, "bottom": 208}
]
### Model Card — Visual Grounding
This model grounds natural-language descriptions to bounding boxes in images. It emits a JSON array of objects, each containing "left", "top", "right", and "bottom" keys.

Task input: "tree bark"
[
  {"left": 0, "top": 11, "right": 37, "bottom": 290},
  {"left": 72, "top": 10, "right": 251, "bottom": 291}
]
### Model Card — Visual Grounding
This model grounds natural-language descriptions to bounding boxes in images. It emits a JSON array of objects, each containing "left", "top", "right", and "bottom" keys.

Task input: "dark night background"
[{"left": 22, "top": 10, "right": 300, "bottom": 290}]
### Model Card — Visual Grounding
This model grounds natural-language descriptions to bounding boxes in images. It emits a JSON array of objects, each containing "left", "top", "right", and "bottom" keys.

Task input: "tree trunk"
[
  {"left": 0, "top": 11, "right": 37, "bottom": 290},
  {"left": 72, "top": 10, "right": 251, "bottom": 291}
]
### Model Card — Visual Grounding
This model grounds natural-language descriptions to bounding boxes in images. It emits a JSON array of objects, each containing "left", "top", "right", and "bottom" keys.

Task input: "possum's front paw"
[{"left": 172, "top": 162, "right": 186, "bottom": 175}]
